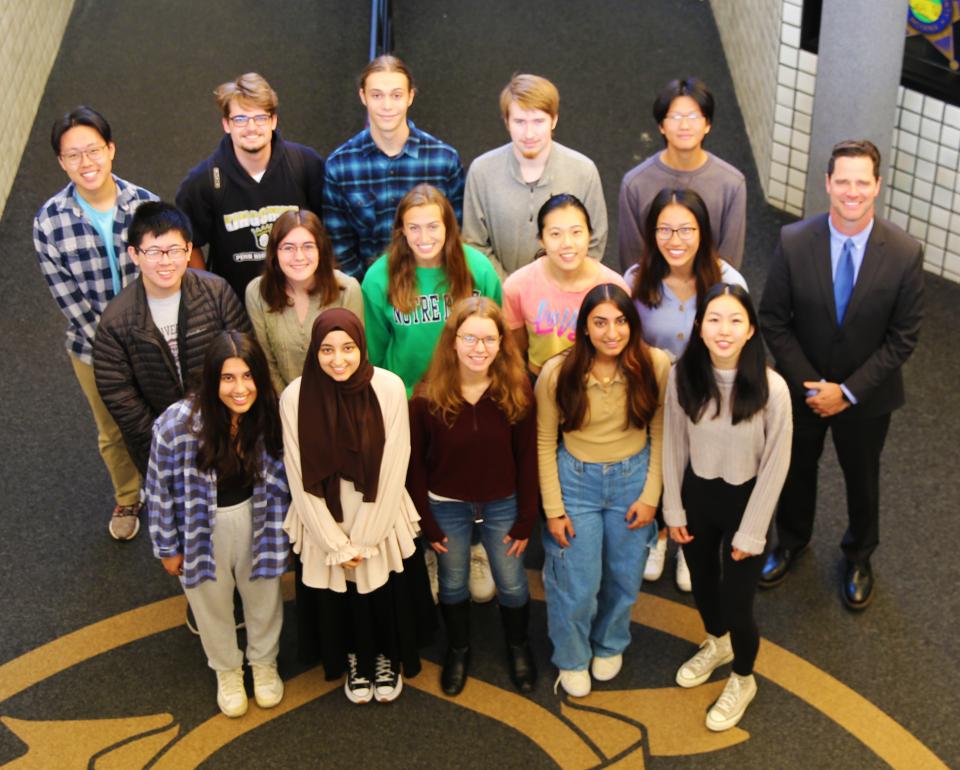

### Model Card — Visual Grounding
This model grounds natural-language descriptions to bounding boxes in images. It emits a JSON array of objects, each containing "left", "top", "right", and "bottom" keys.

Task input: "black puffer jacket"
[{"left": 94, "top": 269, "right": 250, "bottom": 474}]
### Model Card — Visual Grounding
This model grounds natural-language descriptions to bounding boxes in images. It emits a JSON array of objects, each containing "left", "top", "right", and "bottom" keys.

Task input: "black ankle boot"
[
  {"left": 500, "top": 602, "right": 537, "bottom": 693},
  {"left": 440, "top": 600, "right": 471, "bottom": 695}
]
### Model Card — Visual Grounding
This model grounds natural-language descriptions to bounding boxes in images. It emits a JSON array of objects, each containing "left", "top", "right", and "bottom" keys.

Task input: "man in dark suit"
[{"left": 758, "top": 139, "right": 923, "bottom": 610}]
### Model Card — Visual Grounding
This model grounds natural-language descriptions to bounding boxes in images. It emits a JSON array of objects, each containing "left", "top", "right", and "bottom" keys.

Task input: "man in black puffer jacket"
[{"left": 94, "top": 202, "right": 251, "bottom": 506}]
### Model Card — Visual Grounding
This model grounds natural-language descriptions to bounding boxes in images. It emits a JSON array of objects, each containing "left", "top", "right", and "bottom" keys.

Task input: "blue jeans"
[
  {"left": 543, "top": 444, "right": 657, "bottom": 671},
  {"left": 429, "top": 494, "right": 530, "bottom": 608}
]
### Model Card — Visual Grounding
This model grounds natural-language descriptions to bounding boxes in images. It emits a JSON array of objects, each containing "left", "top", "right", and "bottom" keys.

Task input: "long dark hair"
[
  {"left": 556, "top": 284, "right": 659, "bottom": 432},
  {"left": 632, "top": 188, "right": 721, "bottom": 308},
  {"left": 675, "top": 283, "right": 769, "bottom": 424},
  {"left": 259, "top": 209, "right": 339, "bottom": 311},
  {"left": 193, "top": 331, "right": 283, "bottom": 479}
]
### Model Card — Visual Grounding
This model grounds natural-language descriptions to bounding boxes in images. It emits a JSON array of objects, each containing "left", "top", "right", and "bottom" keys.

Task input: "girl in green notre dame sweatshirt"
[{"left": 361, "top": 185, "right": 501, "bottom": 397}]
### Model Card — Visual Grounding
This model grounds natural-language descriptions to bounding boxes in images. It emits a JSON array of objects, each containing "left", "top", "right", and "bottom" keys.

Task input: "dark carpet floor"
[{"left": 0, "top": 1, "right": 957, "bottom": 768}]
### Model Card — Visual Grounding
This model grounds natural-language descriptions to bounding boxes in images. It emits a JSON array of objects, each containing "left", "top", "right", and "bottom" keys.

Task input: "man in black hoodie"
[{"left": 176, "top": 73, "right": 325, "bottom": 300}]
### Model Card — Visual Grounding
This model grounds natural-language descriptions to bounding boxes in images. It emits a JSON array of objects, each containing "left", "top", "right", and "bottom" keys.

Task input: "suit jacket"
[{"left": 759, "top": 213, "right": 923, "bottom": 420}]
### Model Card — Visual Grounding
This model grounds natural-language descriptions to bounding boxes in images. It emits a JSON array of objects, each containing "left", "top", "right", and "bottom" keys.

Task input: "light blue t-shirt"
[{"left": 77, "top": 196, "right": 121, "bottom": 296}]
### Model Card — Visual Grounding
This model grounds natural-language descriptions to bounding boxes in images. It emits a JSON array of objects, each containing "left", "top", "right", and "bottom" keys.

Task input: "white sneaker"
[
  {"left": 554, "top": 669, "right": 591, "bottom": 697},
  {"left": 590, "top": 654, "right": 623, "bottom": 682},
  {"left": 424, "top": 549, "right": 439, "bottom": 604},
  {"left": 644, "top": 535, "right": 667, "bottom": 581},
  {"left": 251, "top": 662, "right": 284, "bottom": 708},
  {"left": 469, "top": 543, "right": 496, "bottom": 603},
  {"left": 675, "top": 633, "right": 733, "bottom": 688},
  {"left": 706, "top": 673, "right": 757, "bottom": 731},
  {"left": 675, "top": 547, "right": 692, "bottom": 592},
  {"left": 215, "top": 668, "right": 248, "bottom": 718}
]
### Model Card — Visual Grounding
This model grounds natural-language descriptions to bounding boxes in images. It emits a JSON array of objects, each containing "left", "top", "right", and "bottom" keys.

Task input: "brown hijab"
[{"left": 298, "top": 308, "right": 385, "bottom": 522}]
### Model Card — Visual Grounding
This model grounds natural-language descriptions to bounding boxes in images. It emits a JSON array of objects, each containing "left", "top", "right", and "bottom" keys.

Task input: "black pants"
[
  {"left": 776, "top": 407, "right": 891, "bottom": 564},
  {"left": 681, "top": 467, "right": 764, "bottom": 676}
]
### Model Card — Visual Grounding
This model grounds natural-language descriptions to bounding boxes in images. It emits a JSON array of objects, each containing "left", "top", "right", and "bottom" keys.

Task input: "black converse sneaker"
[
  {"left": 373, "top": 654, "right": 403, "bottom": 702},
  {"left": 344, "top": 653, "right": 373, "bottom": 704}
]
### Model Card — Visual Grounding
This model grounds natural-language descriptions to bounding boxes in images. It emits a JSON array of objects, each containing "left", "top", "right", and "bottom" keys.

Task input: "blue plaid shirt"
[
  {"left": 33, "top": 176, "right": 158, "bottom": 364},
  {"left": 146, "top": 399, "right": 290, "bottom": 588},
  {"left": 322, "top": 121, "right": 465, "bottom": 278}
]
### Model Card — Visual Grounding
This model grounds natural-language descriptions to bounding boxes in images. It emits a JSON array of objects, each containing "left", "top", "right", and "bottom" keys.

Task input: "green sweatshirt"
[{"left": 361, "top": 244, "right": 502, "bottom": 397}]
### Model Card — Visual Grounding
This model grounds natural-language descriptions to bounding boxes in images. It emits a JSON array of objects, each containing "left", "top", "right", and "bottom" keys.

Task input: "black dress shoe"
[
  {"left": 843, "top": 561, "right": 874, "bottom": 610},
  {"left": 759, "top": 546, "right": 804, "bottom": 589}
]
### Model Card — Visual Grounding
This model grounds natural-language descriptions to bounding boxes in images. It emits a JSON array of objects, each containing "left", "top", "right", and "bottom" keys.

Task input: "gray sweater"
[
  {"left": 663, "top": 366, "right": 793, "bottom": 554},
  {"left": 462, "top": 142, "right": 608, "bottom": 276},
  {"left": 617, "top": 151, "right": 746, "bottom": 271}
]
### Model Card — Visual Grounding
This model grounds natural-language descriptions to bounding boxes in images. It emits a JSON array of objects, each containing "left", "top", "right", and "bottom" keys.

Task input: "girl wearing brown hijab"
[{"left": 280, "top": 308, "right": 435, "bottom": 704}]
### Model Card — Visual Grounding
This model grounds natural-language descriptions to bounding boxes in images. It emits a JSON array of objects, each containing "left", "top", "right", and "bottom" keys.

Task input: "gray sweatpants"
[{"left": 182, "top": 499, "right": 283, "bottom": 672}]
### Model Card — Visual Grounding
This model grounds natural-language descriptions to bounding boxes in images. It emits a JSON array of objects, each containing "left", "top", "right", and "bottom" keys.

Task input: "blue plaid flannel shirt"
[
  {"left": 322, "top": 120, "right": 465, "bottom": 278},
  {"left": 146, "top": 399, "right": 290, "bottom": 588},
  {"left": 33, "top": 176, "right": 158, "bottom": 364}
]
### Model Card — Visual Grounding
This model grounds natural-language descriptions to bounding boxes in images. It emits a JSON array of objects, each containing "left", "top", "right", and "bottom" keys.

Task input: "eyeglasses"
[
  {"left": 457, "top": 333, "right": 501, "bottom": 348},
  {"left": 655, "top": 225, "right": 698, "bottom": 242},
  {"left": 228, "top": 114, "right": 272, "bottom": 127},
  {"left": 664, "top": 112, "right": 704, "bottom": 123},
  {"left": 137, "top": 246, "right": 189, "bottom": 263},
  {"left": 60, "top": 145, "right": 108, "bottom": 168},
  {"left": 277, "top": 242, "right": 319, "bottom": 257}
]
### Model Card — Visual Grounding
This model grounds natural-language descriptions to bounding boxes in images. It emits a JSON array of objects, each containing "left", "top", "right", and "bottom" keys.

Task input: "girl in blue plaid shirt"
[{"left": 146, "top": 331, "right": 290, "bottom": 718}]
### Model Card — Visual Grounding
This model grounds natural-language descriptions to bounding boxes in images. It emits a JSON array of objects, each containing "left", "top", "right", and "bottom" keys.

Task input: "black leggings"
[{"left": 681, "top": 466, "right": 764, "bottom": 676}]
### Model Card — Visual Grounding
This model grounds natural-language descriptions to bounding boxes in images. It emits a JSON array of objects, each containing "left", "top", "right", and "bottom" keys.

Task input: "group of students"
[
  {"left": 108, "top": 184, "right": 786, "bottom": 732},
  {"left": 34, "top": 51, "right": 923, "bottom": 737}
]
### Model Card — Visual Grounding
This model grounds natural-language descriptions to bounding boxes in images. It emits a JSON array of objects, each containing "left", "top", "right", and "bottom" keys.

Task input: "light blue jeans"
[
  {"left": 429, "top": 494, "right": 530, "bottom": 608},
  {"left": 543, "top": 444, "right": 657, "bottom": 671}
]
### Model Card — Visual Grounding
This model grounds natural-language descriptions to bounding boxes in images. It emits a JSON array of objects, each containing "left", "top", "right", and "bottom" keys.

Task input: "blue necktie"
[{"left": 834, "top": 238, "right": 855, "bottom": 324}]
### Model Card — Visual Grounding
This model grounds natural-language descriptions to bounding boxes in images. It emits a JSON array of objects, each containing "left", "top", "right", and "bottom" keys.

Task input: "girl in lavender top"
[{"left": 626, "top": 188, "right": 746, "bottom": 590}]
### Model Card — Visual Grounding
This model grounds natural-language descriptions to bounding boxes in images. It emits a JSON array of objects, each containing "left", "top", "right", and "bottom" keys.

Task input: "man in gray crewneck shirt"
[
  {"left": 618, "top": 78, "right": 746, "bottom": 272},
  {"left": 462, "top": 74, "right": 608, "bottom": 276}
]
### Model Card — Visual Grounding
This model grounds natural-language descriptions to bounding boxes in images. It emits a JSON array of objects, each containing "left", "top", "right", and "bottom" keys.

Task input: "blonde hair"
[
  {"left": 215, "top": 73, "right": 278, "bottom": 118},
  {"left": 499, "top": 73, "right": 559, "bottom": 121}
]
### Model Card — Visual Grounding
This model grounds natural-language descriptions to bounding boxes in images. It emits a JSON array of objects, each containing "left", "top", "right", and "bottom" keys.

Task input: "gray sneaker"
[
  {"left": 675, "top": 633, "right": 733, "bottom": 688},
  {"left": 108, "top": 502, "right": 141, "bottom": 541},
  {"left": 706, "top": 673, "right": 757, "bottom": 731}
]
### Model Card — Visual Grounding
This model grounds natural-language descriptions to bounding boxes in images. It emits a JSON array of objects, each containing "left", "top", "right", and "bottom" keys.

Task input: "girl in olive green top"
[{"left": 246, "top": 210, "right": 362, "bottom": 394}]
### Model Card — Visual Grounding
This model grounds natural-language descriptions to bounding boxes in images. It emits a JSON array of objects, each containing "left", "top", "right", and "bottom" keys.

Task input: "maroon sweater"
[{"left": 407, "top": 387, "right": 539, "bottom": 541}]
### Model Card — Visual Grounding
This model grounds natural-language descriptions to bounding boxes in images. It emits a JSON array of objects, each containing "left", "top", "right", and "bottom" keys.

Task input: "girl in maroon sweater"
[{"left": 408, "top": 297, "right": 538, "bottom": 695}]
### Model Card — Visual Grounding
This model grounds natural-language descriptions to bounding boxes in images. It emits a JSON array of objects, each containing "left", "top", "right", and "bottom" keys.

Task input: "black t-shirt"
[{"left": 175, "top": 131, "right": 325, "bottom": 300}]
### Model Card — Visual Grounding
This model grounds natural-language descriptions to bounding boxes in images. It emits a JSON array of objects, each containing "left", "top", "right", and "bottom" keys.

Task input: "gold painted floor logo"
[{"left": 0, "top": 573, "right": 949, "bottom": 769}]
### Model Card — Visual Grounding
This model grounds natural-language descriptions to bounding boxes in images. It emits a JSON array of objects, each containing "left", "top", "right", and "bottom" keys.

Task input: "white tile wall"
[
  {"left": 713, "top": 0, "right": 960, "bottom": 283},
  {"left": 0, "top": 0, "right": 75, "bottom": 217},
  {"left": 888, "top": 88, "right": 960, "bottom": 281},
  {"left": 710, "top": 0, "right": 783, "bottom": 201}
]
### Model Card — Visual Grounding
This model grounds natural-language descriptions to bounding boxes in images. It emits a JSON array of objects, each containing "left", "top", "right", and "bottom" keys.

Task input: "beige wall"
[
  {"left": 710, "top": 0, "right": 783, "bottom": 202},
  {"left": 0, "top": 0, "right": 75, "bottom": 216}
]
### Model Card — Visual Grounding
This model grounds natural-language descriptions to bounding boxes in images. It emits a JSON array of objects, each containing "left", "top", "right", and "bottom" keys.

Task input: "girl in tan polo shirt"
[{"left": 535, "top": 283, "right": 670, "bottom": 697}]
